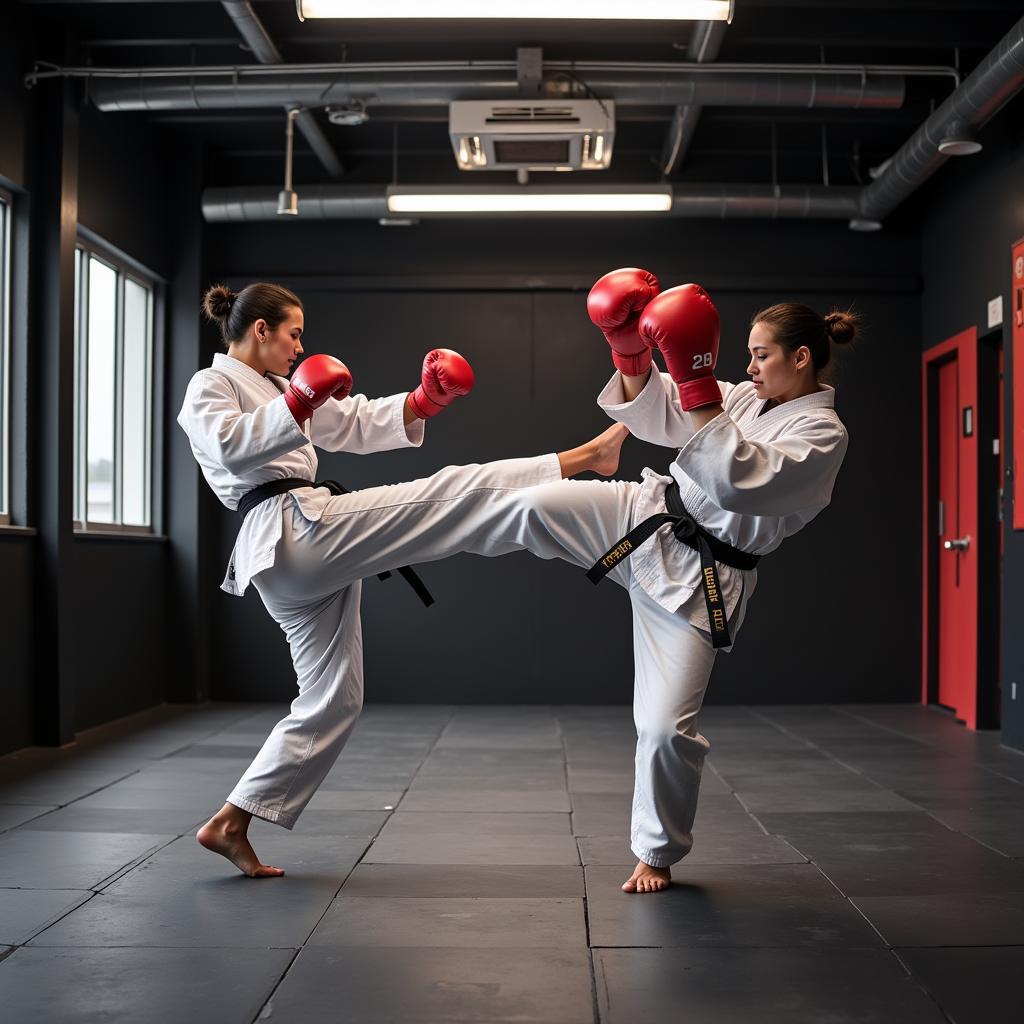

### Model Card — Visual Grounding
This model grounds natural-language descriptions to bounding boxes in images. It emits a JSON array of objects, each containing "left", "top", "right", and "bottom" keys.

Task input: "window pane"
[
  {"left": 122, "top": 278, "right": 150, "bottom": 526},
  {"left": 87, "top": 257, "right": 116, "bottom": 524},
  {"left": 0, "top": 198, "right": 8, "bottom": 518}
]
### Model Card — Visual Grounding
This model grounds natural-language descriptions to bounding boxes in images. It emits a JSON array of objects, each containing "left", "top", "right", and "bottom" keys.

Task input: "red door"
[{"left": 922, "top": 328, "right": 979, "bottom": 729}]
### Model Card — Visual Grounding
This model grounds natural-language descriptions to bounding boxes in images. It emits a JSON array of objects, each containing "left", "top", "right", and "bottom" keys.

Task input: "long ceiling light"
[
  {"left": 386, "top": 186, "right": 673, "bottom": 214},
  {"left": 297, "top": 1, "right": 733, "bottom": 21}
]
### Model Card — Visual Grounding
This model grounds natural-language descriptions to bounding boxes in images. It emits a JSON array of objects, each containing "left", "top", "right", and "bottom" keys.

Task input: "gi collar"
[
  {"left": 750, "top": 382, "right": 836, "bottom": 429},
  {"left": 212, "top": 352, "right": 280, "bottom": 393}
]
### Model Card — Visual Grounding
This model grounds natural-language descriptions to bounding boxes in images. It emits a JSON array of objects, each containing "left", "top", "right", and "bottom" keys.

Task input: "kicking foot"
[
  {"left": 589, "top": 422, "right": 630, "bottom": 477},
  {"left": 558, "top": 422, "right": 630, "bottom": 479},
  {"left": 621, "top": 860, "right": 671, "bottom": 893},
  {"left": 197, "top": 812, "right": 285, "bottom": 879}
]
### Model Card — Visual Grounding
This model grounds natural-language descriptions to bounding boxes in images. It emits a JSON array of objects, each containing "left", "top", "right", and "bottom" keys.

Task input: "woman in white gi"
[
  {"left": 179, "top": 274, "right": 855, "bottom": 894},
  {"left": 179, "top": 282, "right": 627, "bottom": 880}
]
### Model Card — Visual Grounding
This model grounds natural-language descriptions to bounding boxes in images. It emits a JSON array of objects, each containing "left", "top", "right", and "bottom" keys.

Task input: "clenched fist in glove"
[
  {"left": 285, "top": 353, "right": 353, "bottom": 427},
  {"left": 407, "top": 348, "right": 475, "bottom": 419},
  {"left": 587, "top": 267, "right": 661, "bottom": 377},
  {"left": 638, "top": 284, "right": 722, "bottom": 411}
]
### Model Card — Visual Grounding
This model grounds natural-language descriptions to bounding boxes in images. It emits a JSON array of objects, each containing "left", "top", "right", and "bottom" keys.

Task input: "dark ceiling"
[{"left": 14, "top": 1, "right": 1024, "bottom": 190}]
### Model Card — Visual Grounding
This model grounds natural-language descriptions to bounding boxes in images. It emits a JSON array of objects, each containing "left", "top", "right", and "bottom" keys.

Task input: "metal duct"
[
  {"left": 87, "top": 65, "right": 905, "bottom": 112},
  {"left": 201, "top": 184, "right": 861, "bottom": 222},
  {"left": 203, "top": 185, "right": 389, "bottom": 221},
  {"left": 661, "top": 20, "right": 727, "bottom": 175},
  {"left": 220, "top": 0, "right": 343, "bottom": 177},
  {"left": 860, "top": 14, "right": 1024, "bottom": 222}
]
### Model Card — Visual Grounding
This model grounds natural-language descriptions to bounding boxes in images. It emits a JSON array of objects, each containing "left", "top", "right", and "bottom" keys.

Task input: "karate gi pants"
[{"left": 234, "top": 453, "right": 746, "bottom": 866}]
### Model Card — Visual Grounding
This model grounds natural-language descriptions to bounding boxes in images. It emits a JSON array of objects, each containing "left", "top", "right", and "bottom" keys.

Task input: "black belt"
[
  {"left": 586, "top": 480, "right": 759, "bottom": 649},
  {"left": 237, "top": 477, "right": 434, "bottom": 608}
]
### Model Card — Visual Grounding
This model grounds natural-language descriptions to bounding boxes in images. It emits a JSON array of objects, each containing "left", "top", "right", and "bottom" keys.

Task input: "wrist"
[
  {"left": 408, "top": 387, "right": 442, "bottom": 419},
  {"left": 284, "top": 388, "right": 312, "bottom": 427}
]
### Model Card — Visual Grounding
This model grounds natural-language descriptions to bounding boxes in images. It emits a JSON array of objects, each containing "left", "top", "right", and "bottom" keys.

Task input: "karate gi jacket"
[
  {"left": 176, "top": 353, "right": 423, "bottom": 597},
  {"left": 597, "top": 369, "right": 849, "bottom": 635}
]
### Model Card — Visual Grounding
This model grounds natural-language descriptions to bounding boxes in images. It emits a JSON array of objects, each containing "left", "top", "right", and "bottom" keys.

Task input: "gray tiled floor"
[{"left": 0, "top": 701, "right": 1021, "bottom": 1022}]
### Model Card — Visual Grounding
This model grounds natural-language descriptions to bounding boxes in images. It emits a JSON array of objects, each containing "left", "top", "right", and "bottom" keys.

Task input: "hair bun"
[
  {"left": 824, "top": 309, "right": 860, "bottom": 346},
  {"left": 202, "top": 284, "right": 236, "bottom": 322}
]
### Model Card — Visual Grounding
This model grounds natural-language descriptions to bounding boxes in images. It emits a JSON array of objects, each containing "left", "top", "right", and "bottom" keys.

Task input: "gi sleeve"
[
  {"left": 677, "top": 411, "right": 848, "bottom": 516},
  {"left": 309, "top": 391, "right": 424, "bottom": 454},
  {"left": 597, "top": 370, "right": 738, "bottom": 449},
  {"left": 177, "top": 372, "right": 308, "bottom": 477}
]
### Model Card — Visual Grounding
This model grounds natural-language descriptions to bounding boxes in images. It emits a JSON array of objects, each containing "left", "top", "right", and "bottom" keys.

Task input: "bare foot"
[
  {"left": 558, "top": 422, "right": 630, "bottom": 478},
  {"left": 196, "top": 806, "right": 285, "bottom": 878},
  {"left": 621, "top": 860, "right": 671, "bottom": 893},
  {"left": 589, "top": 422, "right": 630, "bottom": 476}
]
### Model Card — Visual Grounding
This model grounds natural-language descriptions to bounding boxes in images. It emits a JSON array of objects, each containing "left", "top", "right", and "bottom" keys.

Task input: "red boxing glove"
[
  {"left": 408, "top": 348, "right": 475, "bottom": 419},
  {"left": 638, "top": 284, "right": 722, "bottom": 411},
  {"left": 284, "top": 353, "right": 353, "bottom": 426},
  {"left": 587, "top": 267, "right": 661, "bottom": 376}
]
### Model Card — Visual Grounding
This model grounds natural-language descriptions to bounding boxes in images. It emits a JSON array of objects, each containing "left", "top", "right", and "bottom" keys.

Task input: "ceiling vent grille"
[{"left": 449, "top": 99, "right": 614, "bottom": 171}]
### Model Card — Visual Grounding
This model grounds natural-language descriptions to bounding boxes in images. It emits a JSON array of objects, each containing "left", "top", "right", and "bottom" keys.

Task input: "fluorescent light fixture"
[
  {"left": 387, "top": 186, "right": 672, "bottom": 214},
  {"left": 298, "top": 1, "right": 732, "bottom": 21}
]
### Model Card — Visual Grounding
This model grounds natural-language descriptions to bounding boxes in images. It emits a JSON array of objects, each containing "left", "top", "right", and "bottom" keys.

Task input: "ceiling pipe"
[
  {"left": 661, "top": 19, "right": 727, "bottom": 176},
  {"left": 859, "top": 13, "right": 1024, "bottom": 223},
  {"left": 61, "top": 63, "right": 905, "bottom": 112},
  {"left": 220, "top": 0, "right": 343, "bottom": 177},
  {"left": 201, "top": 183, "right": 861, "bottom": 222}
]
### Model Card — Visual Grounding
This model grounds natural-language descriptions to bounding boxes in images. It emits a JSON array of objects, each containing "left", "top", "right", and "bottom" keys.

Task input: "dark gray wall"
[
  {"left": 205, "top": 214, "right": 922, "bottom": 705},
  {"left": 920, "top": 114, "right": 1024, "bottom": 748},
  {"left": 0, "top": 539, "right": 34, "bottom": 754},
  {"left": 0, "top": 8, "right": 180, "bottom": 754}
]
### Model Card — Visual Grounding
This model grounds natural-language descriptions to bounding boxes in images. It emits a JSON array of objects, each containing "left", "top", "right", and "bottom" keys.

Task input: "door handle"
[{"left": 943, "top": 537, "right": 970, "bottom": 551}]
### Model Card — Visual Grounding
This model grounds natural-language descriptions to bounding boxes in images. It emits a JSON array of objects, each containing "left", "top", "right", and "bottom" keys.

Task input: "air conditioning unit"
[{"left": 449, "top": 100, "right": 615, "bottom": 172}]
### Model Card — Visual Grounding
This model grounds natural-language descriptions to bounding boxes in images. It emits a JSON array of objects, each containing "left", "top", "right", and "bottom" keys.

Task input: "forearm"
[
  {"left": 687, "top": 402, "right": 724, "bottom": 431},
  {"left": 403, "top": 393, "right": 419, "bottom": 433},
  {"left": 620, "top": 368, "right": 652, "bottom": 402}
]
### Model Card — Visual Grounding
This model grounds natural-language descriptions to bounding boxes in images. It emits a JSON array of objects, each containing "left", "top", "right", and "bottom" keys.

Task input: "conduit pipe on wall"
[
  {"left": 220, "top": 0, "right": 344, "bottom": 177},
  {"left": 859, "top": 14, "right": 1024, "bottom": 222},
  {"left": 201, "top": 184, "right": 862, "bottom": 222}
]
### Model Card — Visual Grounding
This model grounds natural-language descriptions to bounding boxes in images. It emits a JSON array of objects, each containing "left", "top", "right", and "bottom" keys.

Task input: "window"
[
  {"left": 73, "top": 242, "right": 154, "bottom": 531},
  {"left": 0, "top": 191, "right": 10, "bottom": 525}
]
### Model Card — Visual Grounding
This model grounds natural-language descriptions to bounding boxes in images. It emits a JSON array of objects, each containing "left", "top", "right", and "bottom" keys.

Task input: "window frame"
[
  {"left": 0, "top": 188, "right": 11, "bottom": 526},
  {"left": 73, "top": 234, "right": 157, "bottom": 535}
]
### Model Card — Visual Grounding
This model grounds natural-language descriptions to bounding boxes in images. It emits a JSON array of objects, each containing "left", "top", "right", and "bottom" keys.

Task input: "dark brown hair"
[
  {"left": 201, "top": 282, "right": 303, "bottom": 349},
  {"left": 751, "top": 302, "right": 860, "bottom": 383}
]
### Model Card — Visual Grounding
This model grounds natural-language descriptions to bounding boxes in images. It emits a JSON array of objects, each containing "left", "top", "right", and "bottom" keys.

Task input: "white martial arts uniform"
[{"left": 177, "top": 353, "right": 847, "bottom": 867}]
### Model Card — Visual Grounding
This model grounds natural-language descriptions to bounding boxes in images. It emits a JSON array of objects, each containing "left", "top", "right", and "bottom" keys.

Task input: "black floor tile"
[
  {"left": 17, "top": 806, "right": 206, "bottom": 835},
  {"left": 594, "top": 947, "right": 947, "bottom": 1024},
  {"left": 852, "top": 891, "right": 1024, "bottom": 946},
  {"left": 378, "top": 811, "right": 571, "bottom": 836},
  {"left": 585, "top": 863, "right": 881, "bottom": 948},
  {"left": 395, "top": 788, "right": 572, "bottom": 812},
  {"left": 898, "top": 946, "right": 1024, "bottom": 1024},
  {"left": 363, "top": 831, "right": 581, "bottom": 865},
  {"left": 263, "top": 946, "right": 594, "bottom": 1023},
  {"left": 0, "top": 830, "right": 174, "bottom": 890},
  {"left": 340, "top": 864, "right": 585, "bottom": 898},
  {"left": 0, "top": 805, "right": 55, "bottom": 832},
  {"left": 761, "top": 821, "right": 1024, "bottom": 896},
  {"left": 307, "top": 896, "right": 586, "bottom": 947},
  {"left": 0, "top": 946, "right": 293, "bottom": 1024},
  {"left": 0, "top": 889, "right": 93, "bottom": 945}
]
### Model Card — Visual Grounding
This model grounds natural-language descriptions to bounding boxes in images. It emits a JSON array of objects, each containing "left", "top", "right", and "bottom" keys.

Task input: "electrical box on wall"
[{"left": 1013, "top": 239, "right": 1024, "bottom": 528}]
